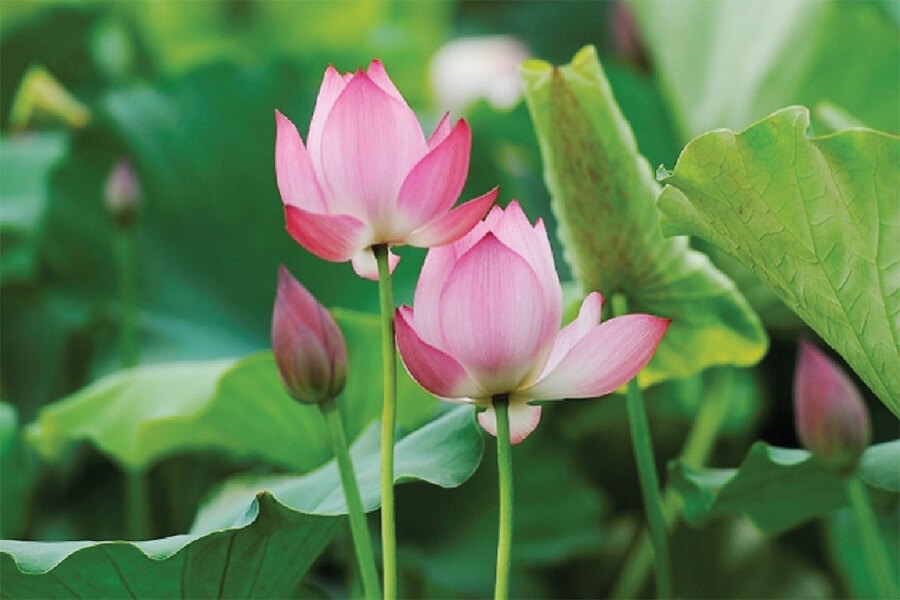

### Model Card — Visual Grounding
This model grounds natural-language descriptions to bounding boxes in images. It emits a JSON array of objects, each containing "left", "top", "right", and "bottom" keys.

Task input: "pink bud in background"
[
  {"left": 794, "top": 339, "right": 871, "bottom": 470},
  {"left": 275, "top": 60, "right": 498, "bottom": 280},
  {"left": 104, "top": 158, "right": 141, "bottom": 228},
  {"left": 272, "top": 265, "right": 347, "bottom": 405},
  {"left": 395, "top": 201, "right": 670, "bottom": 444}
]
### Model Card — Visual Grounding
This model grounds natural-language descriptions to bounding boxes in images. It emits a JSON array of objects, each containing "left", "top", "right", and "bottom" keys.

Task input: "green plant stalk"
[
  {"left": 116, "top": 226, "right": 148, "bottom": 540},
  {"left": 116, "top": 229, "right": 139, "bottom": 369},
  {"left": 493, "top": 395, "right": 514, "bottom": 600},
  {"left": 612, "top": 382, "right": 731, "bottom": 598},
  {"left": 374, "top": 244, "right": 398, "bottom": 599},
  {"left": 845, "top": 473, "right": 898, "bottom": 599},
  {"left": 612, "top": 294, "right": 672, "bottom": 599},
  {"left": 125, "top": 468, "right": 149, "bottom": 540},
  {"left": 320, "top": 399, "right": 381, "bottom": 599}
]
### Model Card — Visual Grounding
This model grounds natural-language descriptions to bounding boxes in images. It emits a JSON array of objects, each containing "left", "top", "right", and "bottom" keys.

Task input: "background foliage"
[{"left": 1, "top": 1, "right": 897, "bottom": 597}]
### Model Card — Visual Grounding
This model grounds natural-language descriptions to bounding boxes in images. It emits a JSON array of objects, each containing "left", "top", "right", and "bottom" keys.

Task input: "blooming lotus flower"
[
  {"left": 272, "top": 265, "right": 348, "bottom": 405},
  {"left": 275, "top": 60, "right": 498, "bottom": 280},
  {"left": 395, "top": 202, "right": 670, "bottom": 443},
  {"left": 794, "top": 339, "right": 871, "bottom": 470}
]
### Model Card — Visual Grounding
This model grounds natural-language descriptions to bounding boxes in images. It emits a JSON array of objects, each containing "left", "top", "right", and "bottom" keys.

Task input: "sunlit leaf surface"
[{"left": 658, "top": 106, "right": 900, "bottom": 412}]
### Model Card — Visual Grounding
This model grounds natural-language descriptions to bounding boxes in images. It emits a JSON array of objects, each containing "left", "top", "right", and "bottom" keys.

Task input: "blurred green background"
[{"left": 1, "top": 1, "right": 897, "bottom": 597}]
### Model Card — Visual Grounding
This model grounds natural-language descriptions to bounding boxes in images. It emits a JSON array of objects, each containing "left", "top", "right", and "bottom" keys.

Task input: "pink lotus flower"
[
  {"left": 275, "top": 60, "right": 498, "bottom": 280},
  {"left": 794, "top": 339, "right": 871, "bottom": 469},
  {"left": 272, "top": 265, "right": 348, "bottom": 405},
  {"left": 395, "top": 202, "right": 670, "bottom": 443}
]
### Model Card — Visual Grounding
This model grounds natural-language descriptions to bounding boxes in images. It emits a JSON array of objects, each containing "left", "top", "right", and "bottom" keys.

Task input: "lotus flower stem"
[
  {"left": 612, "top": 385, "right": 730, "bottom": 598},
  {"left": 115, "top": 229, "right": 139, "bottom": 369},
  {"left": 114, "top": 215, "right": 147, "bottom": 540},
  {"left": 374, "top": 244, "right": 398, "bottom": 599},
  {"left": 613, "top": 294, "right": 672, "bottom": 599},
  {"left": 320, "top": 399, "right": 381, "bottom": 599},
  {"left": 125, "top": 468, "right": 148, "bottom": 540},
  {"left": 493, "top": 394, "right": 514, "bottom": 600},
  {"left": 846, "top": 474, "right": 898, "bottom": 599}
]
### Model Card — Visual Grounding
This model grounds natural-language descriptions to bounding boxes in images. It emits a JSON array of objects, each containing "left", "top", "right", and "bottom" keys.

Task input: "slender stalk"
[
  {"left": 125, "top": 468, "right": 149, "bottom": 540},
  {"left": 612, "top": 294, "right": 672, "bottom": 599},
  {"left": 612, "top": 383, "right": 730, "bottom": 598},
  {"left": 320, "top": 399, "right": 381, "bottom": 599},
  {"left": 493, "top": 395, "right": 514, "bottom": 600},
  {"left": 373, "top": 244, "right": 398, "bottom": 599},
  {"left": 116, "top": 226, "right": 148, "bottom": 539},
  {"left": 845, "top": 474, "right": 898, "bottom": 599},
  {"left": 115, "top": 229, "right": 139, "bottom": 369}
]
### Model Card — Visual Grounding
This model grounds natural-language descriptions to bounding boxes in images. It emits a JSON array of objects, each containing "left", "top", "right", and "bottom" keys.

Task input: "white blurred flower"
[{"left": 430, "top": 35, "right": 530, "bottom": 113}]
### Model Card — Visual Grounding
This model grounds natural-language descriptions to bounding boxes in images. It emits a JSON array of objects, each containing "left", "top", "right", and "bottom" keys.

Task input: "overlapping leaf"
[
  {"left": 671, "top": 440, "right": 900, "bottom": 534},
  {"left": 521, "top": 46, "right": 767, "bottom": 385},
  {"left": 27, "top": 310, "right": 438, "bottom": 472},
  {"left": 1, "top": 407, "right": 484, "bottom": 598},
  {"left": 657, "top": 106, "right": 900, "bottom": 412}
]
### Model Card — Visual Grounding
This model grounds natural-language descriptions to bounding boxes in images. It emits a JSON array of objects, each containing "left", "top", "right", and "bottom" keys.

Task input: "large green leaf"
[
  {"left": 27, "top": 310, "right": 438, "bottom": 472},
  {"left": 629, "top": 0, "right": 900, "bottom": 139},
  {"left": 657, "top": 106, "right": 900, "bottom": 412},
  {"left": 521, "top": 46, "right": 767, "bottom": 386},
  {"left": 671, "top": 440, "right": 900, "bottom": 534},
  {"left": 1, "top": 406, "right": 484, "bottom": 598}
]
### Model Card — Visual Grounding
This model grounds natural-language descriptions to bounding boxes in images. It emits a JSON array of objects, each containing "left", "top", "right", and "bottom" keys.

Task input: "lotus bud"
[
  {"left": 794, "top": 339, "right": 871, "bottom": 471},
  {"left": 104, "top": 158, "right": 141, "bottom": 228},
  {"left": 272, "top": 265, "right": 348, "bottom": 405}
]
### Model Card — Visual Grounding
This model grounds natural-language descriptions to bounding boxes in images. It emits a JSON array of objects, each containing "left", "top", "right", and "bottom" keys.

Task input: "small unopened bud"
[
  {"left": 272, "top": 265, "right": 347, "bottom": 405},
  {"left": 794, "top": 339, "right": 871, "bottom": 471},
  {"left": 105, "top": 158, "right": 141, "bottom": 228}
]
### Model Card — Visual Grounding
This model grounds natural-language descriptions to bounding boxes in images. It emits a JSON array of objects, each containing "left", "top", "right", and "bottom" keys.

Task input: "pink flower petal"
[
  {"left": 366, "top": 59, "right": 406, "bottom": 103},
  {"left": 427, "top": 113, "right": 453, "bottom": 149},
  {"left": 306, "top": 65, "right": 351, "bottom": 171},
  {"left": 275, "top": 110, "right": 326, "bottom": 213},
  {"left": 477, "top": 401, "right": 542, "bottom": 445},
  {"left": 406, "top": 186, "right": 498, "bottom": 248},
  {"left": 317, "top": 73, "right": 426, "bottom": 225},
  {"left": 350, "top": 247, "right": 400, "bottom": 281},
  {"left": 395, "top": 119, "right": 472, "bottom": 233},
  {"left": 411, "top": 243, "right": 461, "bottom": 348},
  {"left": 395, "top": 306, "right": 485, "bottom": 398},
  {"left": 490, "top": 201, "right": 561, "bottom": 325},
  {"left": 538, "top": 292, "right": 604, "bottom": 379},
  {"left": 524, "top": 314, "right": 670, "bottom": 400},
  {"left": 439, "top": 233, "right": 550, "bottom": 394},
  {"left": 284, "top": 205, "right": 369, "bottom": 262}
]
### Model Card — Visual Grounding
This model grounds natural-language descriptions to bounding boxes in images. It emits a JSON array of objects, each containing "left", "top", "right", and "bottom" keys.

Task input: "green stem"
[
  {"left": 374, "top": 244, "right": 398, "bottom": 599},
  {"left": 612, "top": 381, "right": 730, "bottom": 598},
  {"left": 493, "top": 395, "right": 514, "bottom": 600},
  {"left": 125, "top": 469, "right": 149, "bottom": 539},
  {"left": 116, "top": 226, "right": 147, "bottom": 539},
  {"left": 845, "top": 474, "right": 898, "bottom": 599},
  {"left": 115, "top": 229, "right": 139, "bottom": 369},
  {"left": 612, "top": 294, "right": 672, "bottom": 599},
  {"left": 320, "top": 400, "right": 381, "bottom": 599}
]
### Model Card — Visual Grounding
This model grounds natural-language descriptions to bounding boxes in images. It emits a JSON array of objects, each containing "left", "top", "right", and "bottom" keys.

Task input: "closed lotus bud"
[
  {"left": 272, "top": 265, "right": 347, "bottom": 405},
  {"left": 104, "top": 158, "right": 141, "bottom": 228},
  {"left": 794, "top": 339, "right": 871, "bottom": 471}
]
